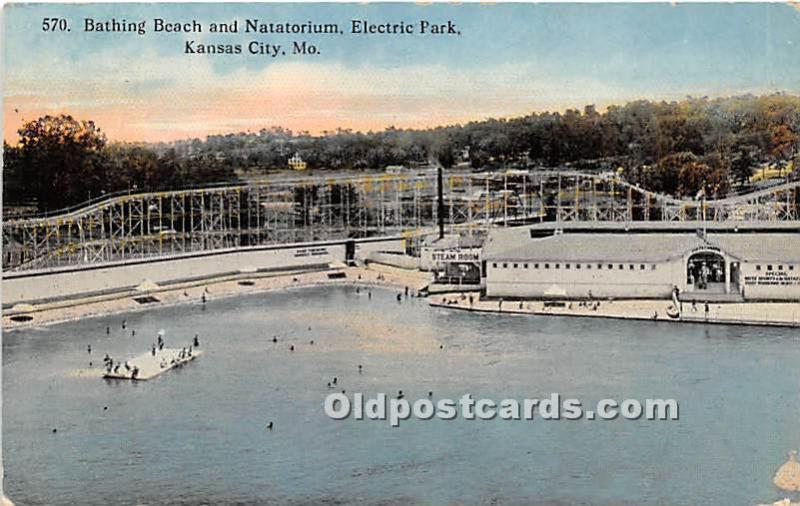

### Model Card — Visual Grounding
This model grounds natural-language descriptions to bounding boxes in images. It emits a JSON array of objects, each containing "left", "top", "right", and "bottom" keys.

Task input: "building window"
[
  {"left": 524, "top": 263, "right": 529, "bottom": 269},
  {"left": 555, "top": 264, "right": 560, "bottom": 269},
  {"left": 534, "top": 263, "right": 539, "bottom": 269},
  {"left": 513, "top": 263, "right": 518, "bottom": 269},
  {"left": 586, "top": 264, "right": 592, "bottom": 269},
  {"left": 640, "top": 264, "right": 645, "bottom": 270},
  {"left": 618, "top": 264, "right": 624, "bottom": 270},
  {"left": 503, "top": 263, "right": 508, "bottom": 269},
  {"left": 629, "top": 264, "right": 634, "bottom": 270},
  {"left": 608, "top": 264, "right": 613, "bottom": 270},
  {"left": 576, "top": 264, "right": 581, "bottom": 269},
  {"left": 756, "top": 265, "right": 761, "bottom": 271},
  {"left": 790, "top": 265, "right": 795, "bottom": 271},
  {"left": 651, "top": 265, "right": 657, "bottom": 270},
  {"left": 778, "top": 265, "right": 783, "bottom": 271},
  {"left": 545, "top": 263, "right": 550, "bottom": 269},
  {"left": 565, "top": 264, "right": 571, "bottom": 269},
  {"left": 767, "top": 265, "right": 773, "bottom": 271},
  {"left": 598, "top": 264, "right": 603, "bottom": 269},
  {"left": 492, "top": 263, "right": 497, "bottom": 268}
]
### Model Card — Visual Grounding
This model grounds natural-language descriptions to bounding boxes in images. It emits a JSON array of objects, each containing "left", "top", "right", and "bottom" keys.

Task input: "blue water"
[{"left": 4, "top": 286, "right": 800, "bottom": 505}]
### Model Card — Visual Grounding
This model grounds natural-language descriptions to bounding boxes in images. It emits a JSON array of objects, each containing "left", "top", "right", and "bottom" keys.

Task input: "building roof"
[
  {"left": 422, "top": 233, "right": 484, "bottom": 250},
  {"left": 524, "top": 220, "right": 800, "bottom": 233},
  {"left": 483, "top": 231, "right": 800, "bottom": 263}
]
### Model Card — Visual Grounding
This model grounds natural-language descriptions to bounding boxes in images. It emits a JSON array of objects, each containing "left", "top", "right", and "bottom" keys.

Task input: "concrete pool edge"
[
  {"left": 429, "top": 293, "right": 800, "bottom": 328},
  {"left": 6, "top": 263, "right": 798, "bottom": 331},
  {"left": 2, "top": 265, "right": 432, "bottom": 331}
]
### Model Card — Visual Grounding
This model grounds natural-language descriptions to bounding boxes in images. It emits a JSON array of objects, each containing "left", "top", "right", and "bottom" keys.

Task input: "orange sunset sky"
[{"left": 4, "top": 3, "right": 800, "bottom": 144}]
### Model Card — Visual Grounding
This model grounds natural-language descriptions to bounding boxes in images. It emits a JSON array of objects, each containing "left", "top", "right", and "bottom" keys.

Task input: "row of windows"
[
  {"left": 490, "top": 262, "right": 797, "bottom": 272},
  {"left": 755, "top": 265, "right": 795, "bottom": 272},
  {"left": 492, "top": 262, "right": 657, "bottom": 271}
]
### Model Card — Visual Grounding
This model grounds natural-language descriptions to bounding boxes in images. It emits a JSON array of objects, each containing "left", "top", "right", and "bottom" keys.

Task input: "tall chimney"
[{"left": 437, "top": 166, "right": 445, "bottom": 239}]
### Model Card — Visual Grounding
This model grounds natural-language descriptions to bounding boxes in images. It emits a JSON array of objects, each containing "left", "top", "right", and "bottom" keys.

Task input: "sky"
[{"left": 4, "top": 3, "right": 800, "bottom": 143}]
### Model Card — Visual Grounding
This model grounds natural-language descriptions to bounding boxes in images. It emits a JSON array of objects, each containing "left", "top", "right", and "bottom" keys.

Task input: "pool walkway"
[
  {"left": 3, "top": 265, "right": 431, "bottom": 330},
  {"left": 429, "top": 292, "right": 800, "bottom": 327}
]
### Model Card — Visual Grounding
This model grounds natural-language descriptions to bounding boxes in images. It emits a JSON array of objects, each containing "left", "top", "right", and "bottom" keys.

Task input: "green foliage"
[
  {"left": 7, "top": 116, "right": 238, "bottom": 212},
  {"left": 16, "top": 114, "right": 107, "bottom": 210},
  {"left": 4, "top": 94, "right": 800, "bottom": 212},
  {"left": 2, "top": 142, "right": 25, "bottom": 206}
]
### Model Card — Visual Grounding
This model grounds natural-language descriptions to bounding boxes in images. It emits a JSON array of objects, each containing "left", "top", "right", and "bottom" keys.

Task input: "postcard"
[{"left": 2, "top": 2, "right": 800, "bottom": 505}]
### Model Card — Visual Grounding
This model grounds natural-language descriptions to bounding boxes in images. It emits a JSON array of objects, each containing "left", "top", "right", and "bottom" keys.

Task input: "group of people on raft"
[{"left": 101, "top": 331, "right": 201, "bottom": 379}]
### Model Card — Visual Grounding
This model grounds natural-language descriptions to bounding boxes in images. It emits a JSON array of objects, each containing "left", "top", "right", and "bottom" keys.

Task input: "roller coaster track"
[{"left": 3, "top": 170, "right": 799, "bottom": 272}]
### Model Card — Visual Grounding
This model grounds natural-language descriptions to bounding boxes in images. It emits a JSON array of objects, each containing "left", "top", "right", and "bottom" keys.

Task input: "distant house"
[
  {"left": 288, "top": 153, "right": 307, "bottom": 171},
  {"left": 385, "top": 165, "right": 407, "bottom": 174}
]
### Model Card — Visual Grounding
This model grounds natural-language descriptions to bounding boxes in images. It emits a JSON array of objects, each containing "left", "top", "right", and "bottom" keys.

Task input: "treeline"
[
  {"left": 153, "top": 94, "right": 799, "bottom": 188},
  {"left": 4, "top": 116, "right": 238, "bottom": 211},
  {"left": 3, "top": 94, "right": 799, "bottom": 212}
]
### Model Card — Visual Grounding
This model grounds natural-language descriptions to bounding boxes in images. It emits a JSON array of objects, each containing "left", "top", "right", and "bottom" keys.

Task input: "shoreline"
[
  {"left": 2, "top": 264, "right": 431, "bottom": 331},
  {"left": 5, "top": 265, "right": 800, "bottom": 330},
  {"left": 428, "top": 293, "right": 800, "bottom": 328}
]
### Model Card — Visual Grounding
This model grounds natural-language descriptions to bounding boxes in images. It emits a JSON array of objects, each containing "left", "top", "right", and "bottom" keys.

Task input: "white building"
[
  {"left": 288, "top": 153, "right": 307, "bottom": 171},
  {"left": 420, "top": 234, "right": 483, "bottom": 288},
  {"left": 483, "top": 222, "right": 800, "bottom": 301}
]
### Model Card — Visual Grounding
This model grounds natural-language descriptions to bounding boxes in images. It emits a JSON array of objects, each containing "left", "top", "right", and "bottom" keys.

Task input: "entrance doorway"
[
  {"left": 345, "top": 240, "right": 356, "bottom": 266},
  {"left": 687, "top": 252, "right": 726, "bottom": 292}
]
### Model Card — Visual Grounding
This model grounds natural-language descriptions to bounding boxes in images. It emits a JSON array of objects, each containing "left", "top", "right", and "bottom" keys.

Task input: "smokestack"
[{"left": 437, "top": 165, "right": 445, "bottom": 239}]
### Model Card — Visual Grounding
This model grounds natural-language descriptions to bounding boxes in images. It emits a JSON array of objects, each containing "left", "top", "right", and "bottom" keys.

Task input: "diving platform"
[{"left": 103, "top": 348, "right": 203, "bottom": 381}]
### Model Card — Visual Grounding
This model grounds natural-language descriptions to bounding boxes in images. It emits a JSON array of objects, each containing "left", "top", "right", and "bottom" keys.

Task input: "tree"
[
  {"left": 637, "top": 152, "right": 728, "bottom": 198},
  {"left": 105, "top": 143, "right": 168, "bottom": 193},
  {"left": 729, "top": 144, "right": 757, "bottom": 187},
  {"left": 434, "top": 141, "right": 455, "bottom": 169},
  {"left": 2, "top": 142, "right": 25, "bottom": 206},
  {"left": 17, "top": 114, "right": 107, "bottom": 210}
]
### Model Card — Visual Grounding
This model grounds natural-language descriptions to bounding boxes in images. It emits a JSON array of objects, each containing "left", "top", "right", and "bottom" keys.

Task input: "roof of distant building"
[{"left": 483, "top": 230, "right": 800, "bottom": 263}]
